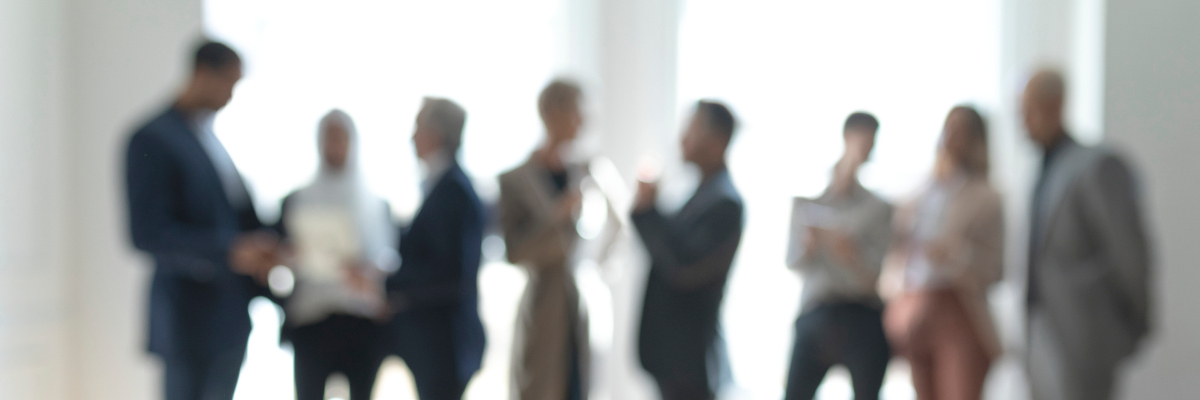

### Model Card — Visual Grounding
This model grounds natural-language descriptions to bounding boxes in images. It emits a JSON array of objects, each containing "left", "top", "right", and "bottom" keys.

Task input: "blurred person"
[
  {"left": 633, "top": 100, "right": 744, "bottom": 400},
  {"left": 378, "top": 98, "right": 487, "bottom": 399},
  {"left": 881, "top": 106, "right": 1004, "bottom": 400},
  {"left": 1021, "top": 69, "right": 1152, "bottom": 400},
  {"left": 124, "top": 40, "right": 279, "bottom": 400},
  {"left": 275, "top": 110, "right": 396, "bottom": 400},
  {"left": 498, "top": 79, "right": 590, "bottom": 400},
  {"left": 783, "top": 112, "right": 893, "bottom": 400}
]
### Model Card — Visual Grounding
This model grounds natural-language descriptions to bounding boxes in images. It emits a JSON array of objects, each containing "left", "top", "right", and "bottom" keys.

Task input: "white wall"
[
  {"left": 64, "top": 0, "right": 203, "bottom": 398},
  {"left": 1105, "top": 0, "right": 1200, "bottom": 398},
  {"left": 0, "top": 0, "right": 70, "bottom": 398}
]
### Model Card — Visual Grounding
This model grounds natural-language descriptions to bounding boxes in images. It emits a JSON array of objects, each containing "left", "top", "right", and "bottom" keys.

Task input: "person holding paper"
[
  {"left": 633, "top": 100, "right": 744, "bottom": 400},
  {"left": 783, "top": 112, "right": 894, "bottom": 400},
  {"left": 499, "top": 79, "right": 592, "bottom": 400},
  {"left": 124, "top": 40, "right": 279, "bottom": 400},
  {"left": 378, "top": 98, "right": 487, "bottom": 399},
  {"left": 275, "top": 109, "right": 396, "bottom": 400},
  {"left": 882, "top": 106, "right": 1004, "bottom": 400}
]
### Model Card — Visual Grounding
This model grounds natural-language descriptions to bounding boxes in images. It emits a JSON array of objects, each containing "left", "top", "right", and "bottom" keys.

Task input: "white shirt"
[
  {"left": 787, "top": 181, "right": 894, "bottom": 311},
  {"left": 420, "top": 151, "right": 452, "bottom": 197},
  {"left": 904, "top": 173, "right": 968, "bottom": 289},
  {"left": 190, "top": 111, "right": 250, "bottom": 209}
]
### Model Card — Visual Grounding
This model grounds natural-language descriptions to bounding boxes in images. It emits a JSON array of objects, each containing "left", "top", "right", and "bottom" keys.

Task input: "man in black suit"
[
  {"left": 124, "top": 41, "right": 280, "bottom": 400},
  {"left": 380, "top": 97, "right": 487, "bottom": 399},
  {"left": 633, "top": 100, "right": 745, "bottom": 400}
]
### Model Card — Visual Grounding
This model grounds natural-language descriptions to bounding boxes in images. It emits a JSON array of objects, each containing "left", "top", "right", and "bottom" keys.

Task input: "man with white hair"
[
  {"left": 378, "top": 97, "right": 487, "bottom": 399},
  {"left": 1022, "top": 69, "right": 1153, "bottom": 400}
]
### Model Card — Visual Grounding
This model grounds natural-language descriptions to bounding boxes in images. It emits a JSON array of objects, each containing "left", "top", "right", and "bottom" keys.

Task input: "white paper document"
[{"left": 287, "top": 206, "right": 361, "bottom": 282}]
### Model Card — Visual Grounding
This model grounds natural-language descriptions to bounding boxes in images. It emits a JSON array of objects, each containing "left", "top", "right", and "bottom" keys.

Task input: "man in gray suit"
[
  {"left": 633, "top": 100, "right": 744, "bottom": 400},
  {"left": 1022, "top": 69, "right": 1153, "bottom": 400}
]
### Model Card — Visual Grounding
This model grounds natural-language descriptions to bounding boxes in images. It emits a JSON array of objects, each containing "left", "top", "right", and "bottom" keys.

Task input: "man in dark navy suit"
[
  {"left": 380, "top": 97, "right": 487, "bottom": 399},
  {"left": 633, "top": 100, "right": 745, "bottom": 400},
  {"left": 125, "top": 41, "right": 280, "bottom": 400}
]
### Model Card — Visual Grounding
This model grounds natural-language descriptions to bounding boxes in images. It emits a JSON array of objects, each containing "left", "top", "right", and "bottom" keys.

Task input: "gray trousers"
[{"left": 1027, "top": 309, "right": 1116, "bottom": 400}]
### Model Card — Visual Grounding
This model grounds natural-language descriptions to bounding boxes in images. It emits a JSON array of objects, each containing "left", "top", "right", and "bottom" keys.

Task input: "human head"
[
  {"left": 940, "top": 105, "right": 990, "bottom": 177},
  {"left": 539, "top": 79, "right": 584, "bottom": 144},
  {"left": 842, "top": 112, "right": 879, "bottom": 165},
  {"left": 681, "top": 100, "right": 737, "bottom": 169},
  {"left": 318, "top": 109, "right": 356, "bottom": 171},
  {"left": 188, "top": 41, "right": 242, "bottom": 110},
  {"left": 1022, "top": 68, "right": 1067, "bottom": 148},
  {"left": 412, "top": 97, "right": 467, "bottom": 161}
]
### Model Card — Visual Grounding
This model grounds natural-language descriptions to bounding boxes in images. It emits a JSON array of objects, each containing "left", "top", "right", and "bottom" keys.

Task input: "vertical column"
[
  {"left": 0, "top": 0, "right": 71, "bottom": 399},
  {"left": 1105, "top": 0, "right": 1200, "bottom": 398},
  {"left": 590, "top": 0, "right": 682, "bottom": 399},
  {"left": 65, "top": 0, "right": 203, "bottom": 398}
]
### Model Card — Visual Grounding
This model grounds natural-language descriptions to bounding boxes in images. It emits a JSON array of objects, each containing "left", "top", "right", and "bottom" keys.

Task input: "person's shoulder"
[
  {"left": 714, "top": 170, "right": 744, "bottom": 205},
  {"left": 128, "top": 107, "right": 183, "bottom": 147},
  {"left": 440, "top": 164, "right": 481, "bottom": 200},
  {"left": 498, "top": 162, "right": 528, "bottom": 187}
]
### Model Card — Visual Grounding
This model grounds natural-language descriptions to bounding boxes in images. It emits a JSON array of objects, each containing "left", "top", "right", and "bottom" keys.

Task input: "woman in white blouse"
[
  {"left": 882, "top": 105, "right": 1004, "bottom": 400},
  {"left": 277, "top": 109, "right": 396, "bottom": 400}
]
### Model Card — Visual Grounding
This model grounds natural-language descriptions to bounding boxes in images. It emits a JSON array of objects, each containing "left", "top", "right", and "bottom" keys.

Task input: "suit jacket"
[
  {"left": 888, "top": 175, "right": 1005, "bottom": 358},
  {"left": 498, "top": 159, "right": 590, "bottom": 400},
  {"left": 1028, "top": 137, "right": 1152, "bottom": 369},
  {"left": 385, "top": 161, "right": 487, "bottom": 383},
  {"left": 125, "top": 106, "right": 267, "bottom": 357},
  {"left": 633, "top": 168, "right": 744, "bottom": 377}
]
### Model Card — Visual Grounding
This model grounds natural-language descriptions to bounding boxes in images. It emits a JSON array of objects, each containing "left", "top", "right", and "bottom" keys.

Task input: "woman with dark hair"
[{"left": 882, "top": 106, "right": 1004, "bottom": 400}]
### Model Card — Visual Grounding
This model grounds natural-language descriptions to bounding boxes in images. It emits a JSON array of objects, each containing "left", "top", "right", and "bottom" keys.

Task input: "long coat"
[{"left": 499, "top": 158, "right": 591, "bottom": 400}]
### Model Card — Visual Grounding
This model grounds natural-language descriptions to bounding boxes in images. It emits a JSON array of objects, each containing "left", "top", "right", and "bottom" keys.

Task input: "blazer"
[
  {"left": 888, "top": 175, "right": 1005, "bottom": 358},
  {"left": 633, "top": 168, "right": 744, "bottom": 377},
  {"left": 1028, "top": 137, "right": 1151, "bottom": 369},
  {"left": 384, "top": 161, "right": 487, "bottom": 383},
  {"left": 125, "top": 106, "right": 267, "bottom": 357},
  {"left": 498, "top": 159, "right": 590, "bottom": 400}
]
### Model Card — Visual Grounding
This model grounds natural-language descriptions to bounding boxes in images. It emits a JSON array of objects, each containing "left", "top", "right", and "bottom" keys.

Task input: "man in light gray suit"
[{"left": 1022, "top": 69, "right": 1153, "bottom": 400}]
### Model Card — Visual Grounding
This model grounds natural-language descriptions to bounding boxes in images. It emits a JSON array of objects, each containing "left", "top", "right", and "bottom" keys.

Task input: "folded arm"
[{"left": 634, "top": 200, "right": 743, "bottom": 291}]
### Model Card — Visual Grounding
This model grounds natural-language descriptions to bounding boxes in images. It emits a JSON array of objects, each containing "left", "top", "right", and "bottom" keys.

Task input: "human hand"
[
  {"left": 925, "top": 240, "right": 951, "bottom": 266},
  {"left": 342, "top": 261, "right": 382, "bottom": 295},
  {"left": 831, "top": 232, "right": 860, "bottom": 266},
  {"left": 231, "top": 231, "right": 280, "bottom": 284},
  {"left": 633, "top": 180, "right": 658, "bottom": 212},
  {"left": 556, "top": 190, "right": 583, "bottom": 223}
]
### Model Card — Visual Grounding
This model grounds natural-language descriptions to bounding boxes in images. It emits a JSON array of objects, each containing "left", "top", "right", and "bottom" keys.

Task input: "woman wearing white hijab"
[{"left": 277, "top": 109, "right": 397, "bottom": 400}]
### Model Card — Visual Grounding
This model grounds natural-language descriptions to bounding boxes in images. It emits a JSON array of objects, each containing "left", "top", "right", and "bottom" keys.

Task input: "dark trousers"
[
  {"left": 163, "top": 346, "right": 246, "bottom": 400},
  {"left": 784, "top": 302, "right": 891, "bottom": 400},
  {"left": 383, "top": 313, "right": 466, "bottom": 400},
  {"left": 649, "top": 345, "right": 715, "bottom": 400},
  {"left": 292, "top": 314, "right": 384, "bottom": 400}
]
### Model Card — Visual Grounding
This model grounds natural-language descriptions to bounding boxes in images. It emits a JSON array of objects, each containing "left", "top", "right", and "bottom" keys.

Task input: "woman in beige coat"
[
  {"left": 882, "top": 105, "right": 1004, "bottom": 400},
  {"left": 499, "top": 80, "right": 591, "bottom": 400}
]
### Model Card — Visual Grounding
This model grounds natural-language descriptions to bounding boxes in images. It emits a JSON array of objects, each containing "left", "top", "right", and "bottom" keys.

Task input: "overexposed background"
[{"left": 1, "top": 0, "right": 1198, "bottom": 399}]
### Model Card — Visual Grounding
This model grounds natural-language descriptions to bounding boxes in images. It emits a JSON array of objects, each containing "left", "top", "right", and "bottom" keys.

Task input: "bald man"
[{"left": 1022, "top": 69, "right": 1152, "bottom": 400}]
